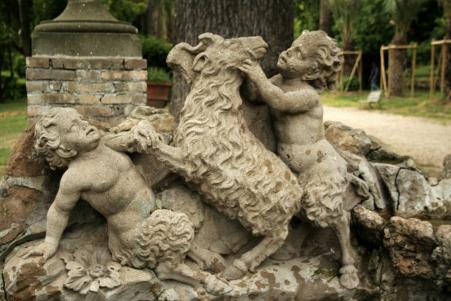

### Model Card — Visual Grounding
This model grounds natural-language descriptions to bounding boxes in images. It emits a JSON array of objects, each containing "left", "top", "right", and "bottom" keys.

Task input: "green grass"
[
  {"left": 0, "top": 99, "right": 27, "bottom": 176},
  {"left": 322, "top": 90, "right": 451, "bottom": 123}
]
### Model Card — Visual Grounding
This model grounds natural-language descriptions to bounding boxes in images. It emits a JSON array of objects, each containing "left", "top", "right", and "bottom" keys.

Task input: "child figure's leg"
[
  {"left": 332, "top": 211, "right": 359, "bottom": 289},
  {"left": 156, "top": 261, "right": 233, "bottom": 295}
]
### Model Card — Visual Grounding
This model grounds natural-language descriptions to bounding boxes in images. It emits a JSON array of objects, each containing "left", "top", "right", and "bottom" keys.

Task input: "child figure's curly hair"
[
  {"left": 295, "top": 30, "right": 343, "bottom": 92},
  {"left": 136, "top": 209, "right": 195, "bottom": 268},
  {"left": 34, "top": 108, "right": 79, "bottom": 170}
]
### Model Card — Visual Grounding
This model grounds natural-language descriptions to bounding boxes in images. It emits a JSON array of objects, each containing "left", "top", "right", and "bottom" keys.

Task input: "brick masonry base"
[{"left": 26, "top": 56, "right": 147, "bottom": 129}]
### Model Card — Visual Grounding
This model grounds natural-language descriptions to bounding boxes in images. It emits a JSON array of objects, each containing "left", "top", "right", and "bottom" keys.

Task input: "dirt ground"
[{"left": 323, "top": 106, "right": 451, "bottom": 177}]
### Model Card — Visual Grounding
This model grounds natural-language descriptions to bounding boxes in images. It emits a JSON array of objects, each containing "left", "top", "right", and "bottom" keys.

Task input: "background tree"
[
  {"left": 143, "top": 0, "right": 173, "bottom": 40},
  {"left": 328, "top": 0, "right": 362, "bottom": 74},
  {"left": 319, "top": 0, "right": 332, "bottom": 34},
  {"left": 171, "top": 0, "right": 294, "bottom": 115},
  {"left": 385, "top": 0, "right": 425, "bottom": 97},
  {"left": 328, "top": 0, "right": 361, "bottom": 52}
]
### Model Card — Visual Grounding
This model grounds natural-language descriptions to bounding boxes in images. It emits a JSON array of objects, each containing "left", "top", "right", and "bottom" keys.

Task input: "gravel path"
[{"left": 323, "top": 106, "right": 451, "bottom": 176}]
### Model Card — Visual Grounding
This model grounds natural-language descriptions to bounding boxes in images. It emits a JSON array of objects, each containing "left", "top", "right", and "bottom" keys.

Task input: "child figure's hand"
[
  {"left": 239, "top": 59, "right": 266, "bottom": 83},
  {"left": 22, "top": 240, "right": 58, "bottom": 262}
]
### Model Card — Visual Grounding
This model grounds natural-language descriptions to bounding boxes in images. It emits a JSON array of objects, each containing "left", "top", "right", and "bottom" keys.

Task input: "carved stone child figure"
[
  {"left": 23, "top": 107, "right": 231, "bottom": 295},
  {"left": 240, "top": 30, "right": 359, "bottom": 289}
]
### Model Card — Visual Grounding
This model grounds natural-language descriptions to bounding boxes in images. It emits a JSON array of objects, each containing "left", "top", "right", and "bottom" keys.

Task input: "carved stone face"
[
  {"left": 276, "top": 38, "right": 317, "bottom": 79},
  {"left": 51, "top": 109, "right": 100, "bottom": 154}
]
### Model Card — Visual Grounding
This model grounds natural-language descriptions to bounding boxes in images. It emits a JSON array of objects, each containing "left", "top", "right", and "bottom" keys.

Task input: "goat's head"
[{"left": 167, "top": 33, "right": 268, "bottom": 84}]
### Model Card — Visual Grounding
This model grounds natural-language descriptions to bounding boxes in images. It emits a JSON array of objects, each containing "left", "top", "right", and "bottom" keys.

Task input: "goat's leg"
[
  {"left": 156, "top": 262, "right": 233, "bottom": 296},
  {"left": 332, "top": 211, "right": 359, "bottom": 289},
  {"left": 223, "top": 226, "right": 289, "bottom": 280},
  {"left": 143, "top": 129, "right": 188, "bottom": 172},
  {"left": 188, "top": 242, "right": 226, "bottom": 273}
]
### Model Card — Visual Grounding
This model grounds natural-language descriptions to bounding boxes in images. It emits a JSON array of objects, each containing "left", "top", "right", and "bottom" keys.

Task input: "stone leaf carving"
[{"left": 62, "top": 247, "right": 122, "bottom": 294}]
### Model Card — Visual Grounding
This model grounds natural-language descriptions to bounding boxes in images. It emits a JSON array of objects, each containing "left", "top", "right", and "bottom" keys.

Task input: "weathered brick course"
[
  {"left": 124, "top": 59, "right": 147, "bottom": 70},
  {"left": 27, "top": 69, "right": 76, "bottom": 81},
  {"left": 26, "top": 57, "right": 50, "bottom": 68},
  {"left": 26, "top": 56, "right": 147, "bottom": 127}
]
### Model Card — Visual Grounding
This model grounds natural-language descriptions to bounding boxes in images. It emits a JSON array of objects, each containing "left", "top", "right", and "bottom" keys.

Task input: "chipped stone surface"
[
  {"left": 353, "top": 205, "right": 386, "bottom": 231},
  {"left": 383, "top": 217, "right": 436, "bottom": 279},
  {"left": 3, "top": 224, "right": 162, "bottom": 301},
  {"left": 374, "top": 164, "right": 451, "bottom": 218},
  {"left": 325, "top": 121, "right": 378, "bottom": 156}
]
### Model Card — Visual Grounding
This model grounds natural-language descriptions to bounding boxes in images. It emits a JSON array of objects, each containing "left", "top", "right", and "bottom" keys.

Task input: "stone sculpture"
[
  {"left": 22, "top": 107, "right": 232, "bottom": 296},
  {"left": 143, "top": 33, "right": 305, "bottom": 280},
  {"left": 239, "top": 30, "right": 359, "bottom": 288},
  {"left": 3, "top": 31, "right": 451, "bottom": 301}
]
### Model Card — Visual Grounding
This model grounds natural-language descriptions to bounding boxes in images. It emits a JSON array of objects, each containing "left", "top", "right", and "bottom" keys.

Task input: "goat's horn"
[{"left": 180, "top": 42, "right": 206, "bottom": 54}]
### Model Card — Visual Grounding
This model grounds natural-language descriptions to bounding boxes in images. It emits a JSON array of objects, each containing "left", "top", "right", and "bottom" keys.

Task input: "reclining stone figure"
[{"left": 22, "top": 107, "right": 232, "bottom": 296}]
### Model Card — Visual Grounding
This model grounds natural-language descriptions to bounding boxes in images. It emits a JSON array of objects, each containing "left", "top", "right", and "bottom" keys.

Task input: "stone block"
[
  {"left": 28, "top": 93, "right": 77, "bottom": 105},
  {"left": 86, "top": 58, "right": 124, "bottom": 70},
  {"left": 53, "top": 58, "right": 89, "bottom": 70},
  {"left": 26, "top": 57, "right": 50, "bottom": 68},
  {"left": 48, "top": 81, "right": 63, "bottom": 91},
  {"left": 50, "top": 57, "right": 64, "bottom": 69},
  {"left": 76, "top": 70, "right": 102, "bottom": 81},
  {"left": 123, "top": 70, "right": 147, "bottom": 81},
  {"left": 26, "top": 81, "right": 48, "bottom": 93},
  {"left": 124, "top": 59, "right": 147, "bottom": 70},
  {"left": 101, "top": 94, "right": 132, "bottom": 104},
  {"left": 77, "top": 95, "right": 102, "bottom": 104},
  {"left": 26, "top": 68, "right": 76, "bottom": 81},
  {"left": 62, "top": 82, "right": 115, "bottom": 94},
  {"left": 100, "top": 93, "right": 146, "bottom": 105},
  {"left": 27, "top": 81, "right": 63, "bottom": 93},
  {"left": 100, "top": 70, "right": 125, "bottom": 81},
  {"left": 50, "top": 58, "right": 125, "bottom": 70},
  {"left": 113, "top": 82, "right": 147, "bottom": 93}
]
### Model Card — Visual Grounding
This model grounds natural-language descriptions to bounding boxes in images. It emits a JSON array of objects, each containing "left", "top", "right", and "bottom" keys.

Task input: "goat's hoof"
[
  {"left": 222, "top": 259, "right": 247, "bottom": 280},
  {"left": 339, "top": 265, "right": 359, "bottom": 289},
  {"left": 205, "top": 275, "right": 232, "bottom": 295}
]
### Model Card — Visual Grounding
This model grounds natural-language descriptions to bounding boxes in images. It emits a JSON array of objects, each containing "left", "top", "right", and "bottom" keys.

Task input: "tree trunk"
[
  {"left": 17, "top": 0, "right": 32, "bottom": 56},
  {"left": 319, "top": 0, "right": 331, "bottom": 34},
  {"left": 388, "top": 33, "right": 407, "bottom": 97},
  {"left": 143, "top": 0, "right": 153, "bottom": 35},
  {"left": 171, "top": 0, "right": 294, "bottom": 116}
]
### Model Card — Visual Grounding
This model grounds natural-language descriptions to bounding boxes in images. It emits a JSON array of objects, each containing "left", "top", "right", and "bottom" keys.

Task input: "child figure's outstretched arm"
[{"left": 239, "top": 59, "right": 319, "bottom": 113}]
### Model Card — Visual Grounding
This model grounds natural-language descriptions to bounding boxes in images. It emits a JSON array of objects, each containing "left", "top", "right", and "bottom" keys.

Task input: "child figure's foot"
[{"left": 205, "top": 274, "right": 233, "bottom": 295}]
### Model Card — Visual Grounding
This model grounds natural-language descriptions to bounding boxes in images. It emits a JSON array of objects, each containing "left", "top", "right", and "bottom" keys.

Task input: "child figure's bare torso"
[
  {"left": 269, "top": 75, "right": 336, "bottom": 174},
  {"left": 67, "top": 141, "right": 155, "bottom": 244}
]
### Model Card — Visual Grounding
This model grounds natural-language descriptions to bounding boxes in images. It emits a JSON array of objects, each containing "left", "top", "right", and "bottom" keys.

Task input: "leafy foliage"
[
  {"left": 102, "top": 0, "right": 147, "bottom": 24},
  {"left": 384, "top": 0, "right": 427, "bottom": 36},
  {"left": 148, "top": 67, "right": 171, "bottom": 83},
  {"left": 328, "top": 0, "right": 362, "bottom": 49},
  {"left": 141, "top": 35, "right": 172, "bottom": 71},
  {"left": 294, "top": 0, "right": 319, "bottom": 36}
]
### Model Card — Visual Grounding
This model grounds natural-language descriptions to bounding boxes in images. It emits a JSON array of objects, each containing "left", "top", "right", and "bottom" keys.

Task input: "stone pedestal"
[
  {"left": 26, "top": 0, "right": 146, "bottom": 128},
  {"left": 26, "top": 56, "right": 147, "bottom": 128}
]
